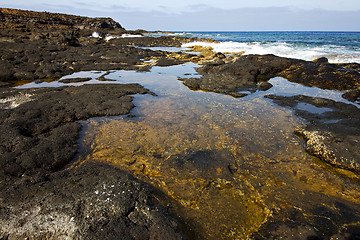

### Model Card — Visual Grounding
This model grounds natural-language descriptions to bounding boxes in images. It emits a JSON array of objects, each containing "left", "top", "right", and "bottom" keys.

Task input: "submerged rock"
[
  {"left": 265, "top": 94, "right": 360, "bottom": 173},
  {"left": 257, "top": 81, "right": 273, "bottom": 91},
  {"left": 59, "top": 78, "right": 92, "bottom": 83},
  {"left": 253, "top": 203, "right": 360, "bottom": 240},
  {"left": 58, "top": 77, "right": 92, "bottom": 83},
  {"left": 295, "top": 125, "right": 360, "bottom": 173}
]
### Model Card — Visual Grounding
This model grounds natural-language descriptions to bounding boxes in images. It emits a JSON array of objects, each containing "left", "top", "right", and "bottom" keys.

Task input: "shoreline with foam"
[
  {"left": 148, "top": 31, "right": 360, "bottom": 63},
  {"left": 181, "top": 41, "right": 360, "bottom": 63}
]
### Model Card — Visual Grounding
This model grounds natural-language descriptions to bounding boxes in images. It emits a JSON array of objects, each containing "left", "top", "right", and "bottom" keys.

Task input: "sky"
[{"left": 2, "top": 0, "right": 360, "bottom": 31}]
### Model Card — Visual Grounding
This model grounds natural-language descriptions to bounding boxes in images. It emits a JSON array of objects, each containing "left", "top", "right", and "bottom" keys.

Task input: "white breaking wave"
[
  {"left": 91, "top": 32, "right": 143, "bottom": 41},
  {"left": 182, "top": 41, "right": 360, "bottom": 63},
  {"left": 91, "top": 32, "right": 100, "bottom": 38},
  {"left": 119, "top": 34, "right": 144, "bottom": 38}
]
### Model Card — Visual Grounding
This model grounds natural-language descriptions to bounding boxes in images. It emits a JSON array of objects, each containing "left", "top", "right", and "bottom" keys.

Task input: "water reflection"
[{"left": 66, "top": 63, "right": 360, "bottom": 239}]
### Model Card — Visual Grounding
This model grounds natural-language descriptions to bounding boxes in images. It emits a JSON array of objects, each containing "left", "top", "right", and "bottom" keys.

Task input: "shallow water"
[{"left": 62, "top": 63, "right": 360, "bottom": 239}]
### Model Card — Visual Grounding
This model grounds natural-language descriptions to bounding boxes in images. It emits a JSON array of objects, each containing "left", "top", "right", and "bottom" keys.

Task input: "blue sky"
[{"left": 2, "top": 0, "right": 360, "bottom": 31}]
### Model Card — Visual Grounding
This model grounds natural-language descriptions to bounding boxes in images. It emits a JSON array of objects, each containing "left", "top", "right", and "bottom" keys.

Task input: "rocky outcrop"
[
  {"left": 279, "top": 57, "right": 360, "bottom": 90},
  {"left": 181, "top": 54, "right": 360, "bottom": 100},
  {"left": 181, "top": 54, "right": 298, "bottom": 97},
  {"left": 0, "top": 8, "right": 124, "bottom": 30},
  {"left": 342, "top": 88, "right": 360, "bottom": 102},
  {"left": 0, "top": 162, "right": 183, "bottom": 240},
  {"left": 0, "top": 36, "right": 164, "bottom": 83},
  {"left": 111, "top": 35, "right": 207, "bottom": 47},
  {"left": 0, "top": 8, "right": 207, "bottom": 85},
  {"left": 0, "top": 84, "right": 155, "bottom": 185}
]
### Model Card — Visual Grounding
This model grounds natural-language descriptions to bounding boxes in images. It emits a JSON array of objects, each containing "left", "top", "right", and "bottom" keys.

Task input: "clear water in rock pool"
[{"left": 68, "top": 63, "right": 360, "bottom": 239}]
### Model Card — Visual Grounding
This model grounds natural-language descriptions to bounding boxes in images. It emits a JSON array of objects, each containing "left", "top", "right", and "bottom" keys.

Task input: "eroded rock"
[{"left": 265, "top": 94, "right": 360, "bottom": 173}]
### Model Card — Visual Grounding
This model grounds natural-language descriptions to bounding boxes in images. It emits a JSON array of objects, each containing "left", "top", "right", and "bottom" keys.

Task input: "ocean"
[{"left": 150, "top": 31, "right": 360, "bottom": 63}]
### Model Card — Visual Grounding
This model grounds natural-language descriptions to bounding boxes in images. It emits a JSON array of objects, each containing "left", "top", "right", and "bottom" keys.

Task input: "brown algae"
[{"left": 70, "top": 63, "right": 360, "bottom": 239}]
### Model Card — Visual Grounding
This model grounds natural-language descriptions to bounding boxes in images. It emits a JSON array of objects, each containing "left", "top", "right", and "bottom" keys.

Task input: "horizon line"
[{"left": 143, "top": 30, "right": 360, "bottom": 33}]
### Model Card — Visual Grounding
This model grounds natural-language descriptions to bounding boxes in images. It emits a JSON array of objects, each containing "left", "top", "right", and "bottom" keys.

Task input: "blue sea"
[{"left": 149, "top": 31, "right": 360, "bottom": 63}]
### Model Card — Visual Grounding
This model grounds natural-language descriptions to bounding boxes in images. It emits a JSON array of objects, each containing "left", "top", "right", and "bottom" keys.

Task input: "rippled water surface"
[{"left": 62, "top": 63, "right": 360, "bottom": 239}]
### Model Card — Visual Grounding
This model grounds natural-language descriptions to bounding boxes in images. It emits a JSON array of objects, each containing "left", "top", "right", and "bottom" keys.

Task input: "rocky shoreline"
[
  {"left": 180, "top": 53, "right": 360, "bottom": 174},
  {"left": 1, "top": 8, "right": 360, "bottom": 240}
]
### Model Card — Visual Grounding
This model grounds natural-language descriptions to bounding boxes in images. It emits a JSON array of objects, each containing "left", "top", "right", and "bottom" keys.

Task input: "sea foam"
[{"left": 182, "top": 41, "right": 360, "bottom": 63}]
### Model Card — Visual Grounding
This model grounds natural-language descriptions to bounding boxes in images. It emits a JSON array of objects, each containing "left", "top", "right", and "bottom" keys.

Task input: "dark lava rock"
[
  {"left": 96, "top": 71, "right": 118, "bottom": 81},
  {"left": 56, "top": 34, "right": 80, "bottom": 46},
  {"left": 181, "top": 54, "right": 360, "bottom": 100},
  {"left": 313, "top": 56, "right": 329, "bottom": 64},
  {"left": 0, "top": 37, "right": 165, "bottom": 82},
  {"left": 182, "top": 54, "right": 295, "bottom": 97},
  {"left": 0, "top": 8, "right": 124, "bottom": 31},
  {"left": 342, "top": 88, "right": 360, "bottom": 102},
  {"left": 155, "top": 57, "right": 184, "bottom": 66},
  {"left": 253, "top": 202, "right": 360, "bottom": 240},
  {"left": 279, "top": 60, "right": 360, "bottom": 90},
  {"left": 59, "top": 77, "right": 92, "bottom": 83},
  {"left": 0, "top": 83, "right": 184, "bottom": 239},
  {"left": 0, "top": 162, "right": 184, "bottom": 240},
  {"left": 339, "top": 62, "right": 360, "bottom": 72},
  {"left": 257, "top": 81, "right": 273, "bottom": 91},
  {"left": 0, "top": 8, "right": 169, "bottom": 84},
  {"left": 265, "top": 94, "right": 360, "bottom": 173},
  {"left": 0, "top": 84, "right": 155, "bottom": 186},
  {"left": 110, "top": 35, "right": 201, "bottom": 48},
  {"left": 0, "top": 82, "right": 12, "bottom": 88}
]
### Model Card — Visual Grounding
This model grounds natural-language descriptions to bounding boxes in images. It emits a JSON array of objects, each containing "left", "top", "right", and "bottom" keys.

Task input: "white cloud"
[
  {"left": 113, "top": 6, "right": 360, "bottom": 31},
  {"left": 3, "top": 0, "right": 360, "bottom": 13},
  {"left": 2, "top": 1, "right": 360, "bottom": 31}
]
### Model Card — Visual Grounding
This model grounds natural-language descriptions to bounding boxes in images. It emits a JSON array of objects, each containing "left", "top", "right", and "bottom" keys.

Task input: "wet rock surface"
[
  {"left": 265, "top": 94, "right": 360, "bottom": 173},
  {"left": 59, "top": 77, "right": 92, "bottom": 83},
  {"left": 0, "top": 162, "right": 184, "bottom": 240},
  {"left": 253, "top": 201, "right": 360, "bottom": 240}
]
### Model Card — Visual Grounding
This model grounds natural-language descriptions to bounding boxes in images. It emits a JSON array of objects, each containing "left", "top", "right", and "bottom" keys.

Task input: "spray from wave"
[{"left": 182, "top": 41, "right": 360, "bottom": 63}]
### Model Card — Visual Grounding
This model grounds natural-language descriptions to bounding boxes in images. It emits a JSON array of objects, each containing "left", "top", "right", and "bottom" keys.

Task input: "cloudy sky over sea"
[{"left": 2, "top": 0, "right": 360, "bottom": 31}]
